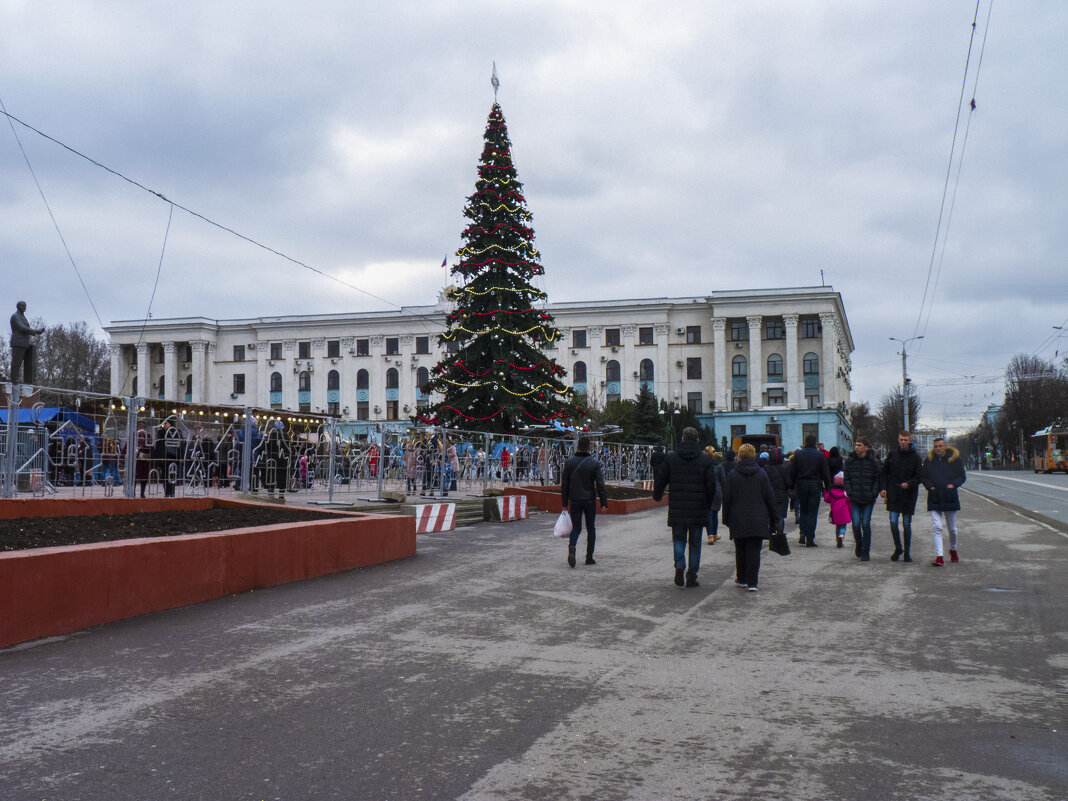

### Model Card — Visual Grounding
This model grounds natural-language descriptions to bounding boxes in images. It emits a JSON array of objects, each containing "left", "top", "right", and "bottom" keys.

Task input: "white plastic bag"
[{"left": 553, "top": 509, "right": 573, "bottom": 538}]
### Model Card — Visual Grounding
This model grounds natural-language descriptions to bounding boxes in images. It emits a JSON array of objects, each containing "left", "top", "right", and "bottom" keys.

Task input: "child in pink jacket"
[{"left": 824, "top": 472, "right": 851, "bottom": 548}]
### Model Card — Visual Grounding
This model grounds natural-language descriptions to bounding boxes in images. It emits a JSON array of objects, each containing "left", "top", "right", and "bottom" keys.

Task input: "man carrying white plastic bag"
[{"left": 560, "top": 436, "right": 608, "bottom": 567}]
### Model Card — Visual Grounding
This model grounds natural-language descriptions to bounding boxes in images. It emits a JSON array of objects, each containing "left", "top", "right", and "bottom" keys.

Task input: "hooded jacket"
[
  {"left": 652, "top": 439, "right": 718, "bottom": 527},
  {"left": 881, "top": 444, "right": 922, "bottom": 514},
  {"left": 722, "top": 458, "right": 778, "bottom": 540},
  {"left": 921, "top": 446, "right": 966, "bottom": 512}
]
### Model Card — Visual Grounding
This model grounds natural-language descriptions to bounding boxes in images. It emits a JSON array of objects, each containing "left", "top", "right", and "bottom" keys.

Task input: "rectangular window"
[
  {"left": 686, "top": 325, "right": 701, "bottom": 344},
  {"left": 299, "top": 401, "right": 311, "bottom": 413},
  {"left": 687, "top": 392, "right": 702, "bottom": 412},
  {"left": 327, "top": 401, "right": 340, "bottom": 416},
  {"left": 605, "top": 328, "right": 621, "bottom": 347},
  {"left": 766, "top": 423, "right": 782, "bottom": 438},
  {"left": 802, "top": 423, "right": 820, "bottom": 442},
  {"left": 729, "top": 321, "right": 748, "bottom": 342},
  {"left": 766, "top": 387, "right": 785, "bottom": 406},
  {"left": 356, "top": 338, "right": 369, "bottom": 356},
  {"left": 765, "top": 319, "right": 784, "bottom": 340},
  {"left": 686, "top": 357, "right": 702, "bottom": 380},
  {"left": 182, "top": 345, "right": 192, "bottom": 363},
  {"left": 638, "top": 327, "right": 654, "bottom": 346},
  {"left": 270, "top": 342, "right": 283, "bottom": 360},
  {"left": 357, "top": 401, "right": 369, "bottom": 420},
  {"left": 233, "top": 374, "right": 245, "bottom": 394},
  {"left": 415, "top": 336, "right": 430, "bottom": 354},
  {"left": 446, "top": 339, "right": 460, "bottom": 353},
  {"left": 800, "top": 317, "right": 821, "bottom": 338},
  {"left": 731, "top": 425, "right": 747, "bottom": 440},
  {"left": 732, "top": 392, "right": 748, "bottom": 412},
  {"left": 327, "top": 340, "right": 340, "bottom": 358},
  {"left": 572, "top": 329, "right": 587, "bottom": 348},
  {"left": 156, "top": 346, "right": 165, "bottom": 364},
  {"left": 298, "top": 341, "right": 311, "bottom": 359},
  {"left": 232, "top": 345, "right": 245, "bottom": 362},
  {"left": 806, "top": 389, "right": 820, "bottom": 409},
  {"left": 385, "top": 338, "right": 399, "bottom": 355},
  {"left": 386, "top": 400, "right": 399, "bottom": 420}
]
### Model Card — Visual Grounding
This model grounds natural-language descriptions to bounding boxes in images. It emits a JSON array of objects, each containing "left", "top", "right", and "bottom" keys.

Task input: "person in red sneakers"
[{"left": 920, "top": 437, "right": 966, "bottom": 566}]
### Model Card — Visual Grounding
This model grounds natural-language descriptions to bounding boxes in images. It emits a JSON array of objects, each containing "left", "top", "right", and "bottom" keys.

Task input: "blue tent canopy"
[{"left": 0, "top": 407, "right": 97, "bottom": 433}]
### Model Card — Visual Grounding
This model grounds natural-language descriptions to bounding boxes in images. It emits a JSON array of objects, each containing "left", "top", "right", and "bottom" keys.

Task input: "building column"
[
  {"left": 109, "top": 345, "right": 123, "bottom": 396},
  {"left": 255, "top": 340, "right": 270, "bottom": 408},
  {"left": 820, "top": 312, "right": 838, "bottom": 409},
  {"left": 136, "top": 343, "right": 150, "bottom": 399},
  {"left": 654, "top": 323, "right": 670, "bottom": 402},
  {"left": 622, "top": 324, "right": 637, "bottom": 398},
  {"left": 747, "top": 315, "right": 763, "bottom": 410},
  {"left": 783, "top": 313, "right": 800, "bottom": 409},
  {"left": 711, "top": 318, "right": 727, "bottom": 411},
  {"left": 340, "top": 337, "right": 355, "bottom": 418},
  {"left": 163, "top": 342, "right": 177, "bottom": 401},
  {"left": 192, "top": 339, "right": 208, "bottom": 403}
]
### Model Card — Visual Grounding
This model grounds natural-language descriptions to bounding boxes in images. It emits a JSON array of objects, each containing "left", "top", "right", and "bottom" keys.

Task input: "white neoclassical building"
[{"left": 105, "top": 285, "right": 855, "bottom": 449}]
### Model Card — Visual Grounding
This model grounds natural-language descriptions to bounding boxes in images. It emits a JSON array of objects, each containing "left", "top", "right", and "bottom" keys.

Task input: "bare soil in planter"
[
  {"left": 539, "top": 485, "right": 654, "bottom": 501},
  {"left": 0, "top": 507, "right": 341, "bottom": 552}
]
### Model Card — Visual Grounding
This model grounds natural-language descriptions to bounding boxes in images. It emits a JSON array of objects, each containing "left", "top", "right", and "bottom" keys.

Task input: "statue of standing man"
[{"left": 10, "top": 300, "right": 45, "bottom": 386}]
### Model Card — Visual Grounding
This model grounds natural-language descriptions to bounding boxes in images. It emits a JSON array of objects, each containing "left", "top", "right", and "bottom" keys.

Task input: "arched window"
[
  {"left": 767, "top": 353, "right": 783, "bottom": 380},
  {"left": 416, "top": 366, "right": 429, "bottom": 390},
  {"left": 386, "top": 368, "right": 399, "bottom": 389},
  {"left": 327, "top": 369, "right": 340, "bottom": 391},
  {"left": 605, "top": 360, "right": 621, "bottom": 382},
  {"left": 270, "top": 372, "right": 282, "bottom": 392},
  {"left": 298, "top": 371, "right": 311, "bottom": 392},
  {"left": 732, "top": 355, "right": 747, "bottom": 377},
  {"left": 573, "top": 361, "right": 587, "bottom": 383},
  {"left": 357, "top": 369, "right": 369, "bottom": 389},
  {"left": 639, "top": 359, "right": 654, "bottom": 381},
  {"left": 803, "top": 353, "right": 819, "bottom": 375}
]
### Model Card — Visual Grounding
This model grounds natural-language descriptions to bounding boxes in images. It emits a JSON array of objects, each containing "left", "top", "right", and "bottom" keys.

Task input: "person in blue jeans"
[
  {"left": 880, "top": 430, "right": 922, "bottom": 562},
  {"left": 843, "top": 437, "right": 881, "bottom": 561},
  {"left": 653, "top": 428, "right": 719, "bottom": 588},
  {"left": 560, "top": 436, "right": 608, "bottom": 567}
]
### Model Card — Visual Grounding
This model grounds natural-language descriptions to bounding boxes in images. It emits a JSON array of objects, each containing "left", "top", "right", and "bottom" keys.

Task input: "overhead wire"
[
  {"left": 911, "top": 0, "right": 989, "bottom": 350},
  {"left": 0, "top": 104, "right": 447, "bottom": 340},
  {"left": 0, "top": 95, "right": 105, "bottom": 329}
]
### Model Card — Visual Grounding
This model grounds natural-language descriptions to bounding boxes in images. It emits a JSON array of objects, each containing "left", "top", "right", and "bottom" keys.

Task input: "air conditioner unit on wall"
[
  {"left": 676, "top": 328, "right": 684, "bottom": 334},
  {"left": 676, "top": 361, "right": 683, "bottom": 368},
  {"left": 348, "top": 347, "right": 355, "bottom": 354},
  {"left": 247, "top": 343, "right": 256, "bottom": 349}
]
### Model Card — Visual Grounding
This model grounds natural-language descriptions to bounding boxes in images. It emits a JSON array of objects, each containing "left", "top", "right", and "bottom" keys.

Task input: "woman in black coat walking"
[{"left": 723, "top": 444, "right": 778, "bottom": 592}]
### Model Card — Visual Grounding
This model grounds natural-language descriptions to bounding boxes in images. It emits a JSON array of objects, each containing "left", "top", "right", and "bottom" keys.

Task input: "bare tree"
[
  {"left": 0, "top": 319, "right": 110, "bottom": 393},
  {"left": 849, "top": 400, "right": 878, "bottom": 441},
  {"left": 875, "top": 387, "right": 922, "bottom": 451},
  {"left": 997, "top": 354, "right": 1068, "bottom": 460}
]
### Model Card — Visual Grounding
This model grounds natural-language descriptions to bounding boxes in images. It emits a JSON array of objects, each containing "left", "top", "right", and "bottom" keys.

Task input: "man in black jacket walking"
[
  {"left": 880, "top": 430, "right": 922, "bottom": 562},
  {"left": 561, "top": 436, "right": 608, "bottom": 568},
  {"left": 789, "top": 435, "right": 832, "bottom": 546},
  {"left": 653, "top": 427, "right": 719, "bottom": 588}
]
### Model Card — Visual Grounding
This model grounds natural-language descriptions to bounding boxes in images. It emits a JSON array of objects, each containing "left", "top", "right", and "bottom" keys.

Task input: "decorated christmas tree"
[{"left": 418, "top": 102, "right": 583, "bottom": 433}]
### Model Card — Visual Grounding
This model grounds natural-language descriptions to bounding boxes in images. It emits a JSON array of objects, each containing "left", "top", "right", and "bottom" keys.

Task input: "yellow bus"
[{"left": 1031, "top": 424, "right": 1068, "bottom": 473}]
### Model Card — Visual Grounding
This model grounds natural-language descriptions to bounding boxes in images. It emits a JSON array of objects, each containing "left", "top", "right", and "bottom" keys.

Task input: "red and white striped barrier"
[
  {"left": 494, "top": 495, "right": 528, "bottom": 521},
  {"left": 634, "top": 480, "right": 655, "bottom": 491},
  {"left": 414, "top": 503, "right": 455, "bottom": 533}
]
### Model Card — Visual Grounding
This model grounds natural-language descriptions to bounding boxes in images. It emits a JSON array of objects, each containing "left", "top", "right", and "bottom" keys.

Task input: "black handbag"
[{"left": 769, "top": 530, "right": 791, "bottom": 556}]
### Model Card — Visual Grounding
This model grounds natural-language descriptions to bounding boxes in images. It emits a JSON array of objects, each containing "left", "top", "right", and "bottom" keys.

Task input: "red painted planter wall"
[
  {"left": 0, "top": 499, "right": 415, "bottom": 648},
  {"left": 503, "top": 486, "right": 668, "bottom": 515}
]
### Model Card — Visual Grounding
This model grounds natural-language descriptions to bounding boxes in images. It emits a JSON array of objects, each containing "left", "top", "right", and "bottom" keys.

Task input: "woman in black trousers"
[{"left": 723, "top": 443, "right": 778, "bottom": 592}]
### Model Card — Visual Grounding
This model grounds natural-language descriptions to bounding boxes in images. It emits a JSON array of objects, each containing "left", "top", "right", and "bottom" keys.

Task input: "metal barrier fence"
[{"left": 1, "top": 383, "right": 658, "bottom": 502}]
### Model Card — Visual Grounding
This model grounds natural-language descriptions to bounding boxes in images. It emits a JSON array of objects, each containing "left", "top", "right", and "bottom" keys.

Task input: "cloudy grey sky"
[{"left": 2, "top": 1, "right": 1064, "bottom": 433}]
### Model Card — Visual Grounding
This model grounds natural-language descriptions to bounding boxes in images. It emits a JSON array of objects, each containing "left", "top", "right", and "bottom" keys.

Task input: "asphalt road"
[
  {"left": 1, "top": 487, "right": 1065, "bottom": 801},
  {"left": 965, "top": 470, "right": 1068, "bottom": 531}
]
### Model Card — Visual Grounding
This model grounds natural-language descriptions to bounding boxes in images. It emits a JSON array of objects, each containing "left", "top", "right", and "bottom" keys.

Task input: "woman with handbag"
[{"left": 722, "top": 444, "right": 778, "bottom": 592}]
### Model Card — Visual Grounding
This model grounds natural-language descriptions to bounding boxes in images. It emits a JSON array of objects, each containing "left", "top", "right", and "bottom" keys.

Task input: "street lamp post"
[{"left": 889, "top": 336, "right": 923, "bottom": 432}]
